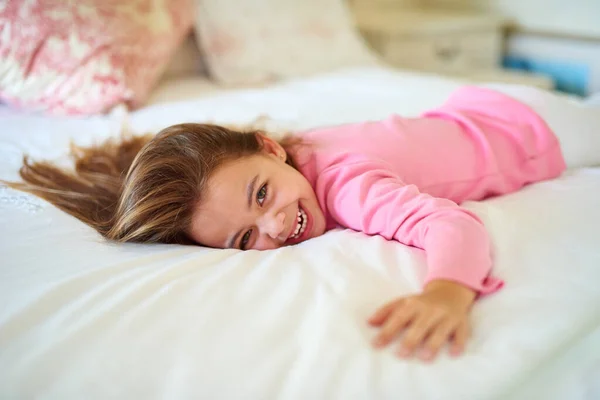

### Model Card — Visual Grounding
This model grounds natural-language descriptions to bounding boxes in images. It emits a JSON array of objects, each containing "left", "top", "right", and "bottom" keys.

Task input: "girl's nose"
[{"left": 259, "top": 211, "right": 286, "bottom": 240}]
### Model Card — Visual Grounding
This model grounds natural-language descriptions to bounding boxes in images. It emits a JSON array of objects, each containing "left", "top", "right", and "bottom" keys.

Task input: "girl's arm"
[
  {"left": 318, "top": 159, "right": 503, "bottom": 294},
  {"left": 317, "top": 159, "right": 503, "bottom": 360}
]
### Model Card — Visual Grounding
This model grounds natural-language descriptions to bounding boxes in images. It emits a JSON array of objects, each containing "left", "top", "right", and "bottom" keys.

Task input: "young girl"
[{"left": 6, "top": 84, "right": 600, "bottom": 363}]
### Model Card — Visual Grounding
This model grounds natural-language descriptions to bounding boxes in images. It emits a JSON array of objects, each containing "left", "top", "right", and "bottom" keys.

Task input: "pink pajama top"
[{"left": 294, "top": 86, "right": 566, "bottom": 294}]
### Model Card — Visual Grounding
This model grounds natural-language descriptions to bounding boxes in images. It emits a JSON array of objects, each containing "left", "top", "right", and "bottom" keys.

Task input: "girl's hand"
[{"left": 368, "top": 280, "right": 477, "bottom": 362}]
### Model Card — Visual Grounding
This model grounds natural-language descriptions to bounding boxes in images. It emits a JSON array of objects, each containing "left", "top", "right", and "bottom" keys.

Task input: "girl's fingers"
[
  {"left": 419, "top": 319, "right": 457, "bottom": 361},
  {"left": 368, "top": 299, "right": 401, "bottom": 326},
  {"left": 450, "top": 321, "right": 471, "bottom": 357},
  {"left": 397, "top": 311, "right": 444, "bottom": 358},
  {"left": 372, "top": 304, "right": 414, "bottom": 347}
]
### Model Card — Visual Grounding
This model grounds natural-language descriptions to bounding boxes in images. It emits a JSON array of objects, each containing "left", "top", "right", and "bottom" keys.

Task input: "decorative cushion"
[
  {"left": 193, "top": 0, "right": 378, "bottom": 86},
  {"left": 0, "top": 0, "right": 195, "bottom": 115}
]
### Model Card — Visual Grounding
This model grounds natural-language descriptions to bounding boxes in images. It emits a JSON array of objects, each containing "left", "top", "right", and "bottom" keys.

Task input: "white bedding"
[{"left": 1, "top": 66, "right": 599, "bottom": 400}]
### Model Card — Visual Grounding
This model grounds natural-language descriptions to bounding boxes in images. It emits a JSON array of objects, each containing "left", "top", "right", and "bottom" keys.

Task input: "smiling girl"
[{"left": 6, "top": 84, "right": 600, "bottom": 362}]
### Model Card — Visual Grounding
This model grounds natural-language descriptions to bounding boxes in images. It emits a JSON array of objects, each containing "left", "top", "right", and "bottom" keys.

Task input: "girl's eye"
[
  {"left": 256, "top": 184, "right": 268, "bottom": 205},
  {"left": 240, "top": 229, "right": 252, "bottom": 250}
]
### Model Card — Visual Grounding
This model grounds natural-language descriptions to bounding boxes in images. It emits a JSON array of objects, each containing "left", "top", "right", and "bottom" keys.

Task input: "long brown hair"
[{"left": 4, "top": 123, "right": 286, "bottom": 244}]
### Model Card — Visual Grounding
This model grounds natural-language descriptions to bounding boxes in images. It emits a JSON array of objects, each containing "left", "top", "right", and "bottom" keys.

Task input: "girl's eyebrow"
[
  {"left": 246, "top": 175, "right": 258, "bottom": 209},
  {"left": 226, "top": 174, "right": 260, "bottom": 248}
]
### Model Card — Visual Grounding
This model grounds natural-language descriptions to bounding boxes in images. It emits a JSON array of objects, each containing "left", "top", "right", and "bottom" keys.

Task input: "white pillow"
[{"left": 193, "top": 0, "right": 379, "bottom": 85}]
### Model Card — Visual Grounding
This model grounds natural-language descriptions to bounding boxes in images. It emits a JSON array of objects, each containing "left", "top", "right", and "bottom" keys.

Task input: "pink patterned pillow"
[{"left": 0, "top": 1, "right": 195, "bottom": 115}]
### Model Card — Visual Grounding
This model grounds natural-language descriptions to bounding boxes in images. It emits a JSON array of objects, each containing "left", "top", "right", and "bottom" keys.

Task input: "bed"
[{"left": 1, "top": 65, "right": 600, "bottom": 400}]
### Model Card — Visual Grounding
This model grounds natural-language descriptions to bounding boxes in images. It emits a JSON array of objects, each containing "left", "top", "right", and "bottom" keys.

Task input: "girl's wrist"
[{"left": 424, "top": 279, "right": 477, "bottom": 307}]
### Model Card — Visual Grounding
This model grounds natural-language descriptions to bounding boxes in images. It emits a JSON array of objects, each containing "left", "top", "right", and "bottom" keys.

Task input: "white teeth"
[{"left": 289, "top": 208, "right": 308, "bottom": 239}]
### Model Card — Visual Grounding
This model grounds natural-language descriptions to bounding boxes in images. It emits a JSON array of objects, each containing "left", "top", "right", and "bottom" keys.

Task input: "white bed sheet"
[{"left": 1, "top": 66, "right": 599, "bottom": 400}]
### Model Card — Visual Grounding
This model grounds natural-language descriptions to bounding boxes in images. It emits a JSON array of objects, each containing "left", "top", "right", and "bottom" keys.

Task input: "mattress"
[{"left": 1, "top": 66, "right": 599, "bottom": 400}]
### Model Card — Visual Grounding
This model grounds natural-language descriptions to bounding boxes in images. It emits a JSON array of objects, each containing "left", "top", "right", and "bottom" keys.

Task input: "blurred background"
[
  {"left": 348, "top": 0, "right": 600, "bottom": 97},
  {"left": 2, "top": 0, "right": 599, "bottom": 116}
]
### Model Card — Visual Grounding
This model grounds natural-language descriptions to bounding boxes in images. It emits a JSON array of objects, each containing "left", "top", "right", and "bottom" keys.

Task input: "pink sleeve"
[{"left": 318, "top": 160, "right": 504, "bottom": 294}]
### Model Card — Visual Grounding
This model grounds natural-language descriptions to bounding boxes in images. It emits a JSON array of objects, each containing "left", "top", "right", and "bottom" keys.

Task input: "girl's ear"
[{"left": 256, "top": 132, "right": 286, "bottom": 161}]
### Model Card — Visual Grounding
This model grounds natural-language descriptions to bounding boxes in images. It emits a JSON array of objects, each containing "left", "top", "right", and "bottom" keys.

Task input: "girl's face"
[{"left": 188, "top": 134, "right": 326, "bottom": 250}]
